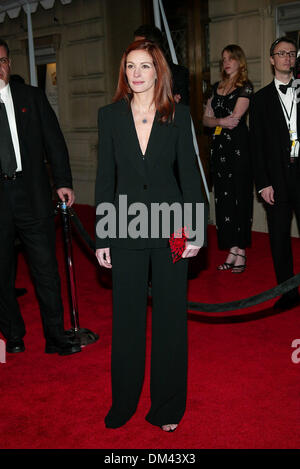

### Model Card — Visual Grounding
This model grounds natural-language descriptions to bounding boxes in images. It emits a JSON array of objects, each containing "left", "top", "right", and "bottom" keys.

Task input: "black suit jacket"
[
  {"left": 95, "top": 100, "right": 206, "bottom": 249},
  {"left": 0, "top": 81, "right": 72, "bottom": 217},
  {"left": 249, "top": 80, "right": 300, "bottom": 202}
]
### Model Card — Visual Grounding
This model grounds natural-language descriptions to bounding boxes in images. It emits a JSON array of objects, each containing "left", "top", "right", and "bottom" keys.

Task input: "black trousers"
[
  {"left": 0, "top": 176, "right": 64, "bottom": 340},
  {"left": 105, "top": 246, "right": 189, "bottom": 428},
  {"left": 265, "top": 163, "right": 300, "bottom": 297}
]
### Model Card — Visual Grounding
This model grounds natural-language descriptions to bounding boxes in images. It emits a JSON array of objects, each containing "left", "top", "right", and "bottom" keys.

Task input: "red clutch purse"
[{"left": 169, "top": 226, "right": 189, "bottom": 263}]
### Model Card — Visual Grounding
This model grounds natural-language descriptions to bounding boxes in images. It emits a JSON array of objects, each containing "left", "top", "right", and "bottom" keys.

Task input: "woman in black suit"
[{"left": 95, "top": 40, "right": 206, "bottom": 432}]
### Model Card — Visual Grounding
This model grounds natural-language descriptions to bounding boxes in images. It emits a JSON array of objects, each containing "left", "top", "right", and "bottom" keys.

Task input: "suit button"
[{"left": 143, "top": 184, "right": 148, "bottom": 190}]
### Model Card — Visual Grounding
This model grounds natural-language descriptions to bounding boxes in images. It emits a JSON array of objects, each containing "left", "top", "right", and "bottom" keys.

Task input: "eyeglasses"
[
  {"left": 272, "top": 50, "right": 297, "bottom": 58},
  {"left": 0, "top": 57, "right": 9, "bottom": 65}
]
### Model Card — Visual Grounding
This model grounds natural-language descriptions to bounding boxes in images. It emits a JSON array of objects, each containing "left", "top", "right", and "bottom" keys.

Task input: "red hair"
[{"left": 113, "top": 40, "right": 175, "bottom": 123}]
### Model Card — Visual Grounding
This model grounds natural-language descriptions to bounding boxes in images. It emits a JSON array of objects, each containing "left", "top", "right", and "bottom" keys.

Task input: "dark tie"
[
  {"left": 0, "top": 100, "right": 17, "bottom": 176},
  {"left": 279, "top": 79, "right": 293, "bottom": 94}
]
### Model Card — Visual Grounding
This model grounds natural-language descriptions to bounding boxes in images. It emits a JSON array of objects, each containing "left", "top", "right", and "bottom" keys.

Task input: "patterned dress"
[{"left": 210, "top": 81, "right": 253, "bottom": 249}]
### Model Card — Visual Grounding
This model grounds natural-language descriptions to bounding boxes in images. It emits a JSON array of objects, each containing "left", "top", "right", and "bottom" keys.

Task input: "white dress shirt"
[
  {"left": 0, "top": 83, "right": 22, "bottom": 171},
  {"left": 274, "top": 77, "right": 298, "bottom": 157}
]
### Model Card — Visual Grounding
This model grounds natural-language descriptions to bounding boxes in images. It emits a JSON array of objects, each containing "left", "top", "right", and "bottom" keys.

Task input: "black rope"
[
  {"left": 66, "top": 206, "right": 300, "bottom": 314},
  {"left": 188, "top": 275, "right": 300, "bottom": 312},
  {"left": 69, "top": 207, "right": 96, "bottom": 252}
]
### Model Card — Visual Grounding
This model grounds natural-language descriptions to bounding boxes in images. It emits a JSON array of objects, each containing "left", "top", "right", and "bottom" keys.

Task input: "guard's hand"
[
  {"left": 96, "top": 248, "right": 112, "bottom": 269},
  {"left": 182, "top": 244, "right": 201, "bottom": 258},
  {"left": 260, "top": 186, "right": 274, "bottom": 205},
  {"left": 57, "top": 188, "right": 75, "bottom": 207}
]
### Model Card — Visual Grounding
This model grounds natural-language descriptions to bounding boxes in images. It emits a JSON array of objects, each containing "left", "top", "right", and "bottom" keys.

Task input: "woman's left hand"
[{"left": 182, "top": 244, "right": 201, "bottom": 258}]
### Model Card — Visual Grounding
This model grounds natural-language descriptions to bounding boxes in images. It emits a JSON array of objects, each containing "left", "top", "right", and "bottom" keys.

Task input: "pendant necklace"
[{"left": 131, "top": 101, "right": 154, "bottom": 124}]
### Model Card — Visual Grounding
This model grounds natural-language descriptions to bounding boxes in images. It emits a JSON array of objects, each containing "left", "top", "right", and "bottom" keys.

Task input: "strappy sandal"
[
  {"left": 232, "top": 253, "right": 246, "bottom": 273},
  {"left": 217, "top": 251, "right": 237, "bottom": 271}
]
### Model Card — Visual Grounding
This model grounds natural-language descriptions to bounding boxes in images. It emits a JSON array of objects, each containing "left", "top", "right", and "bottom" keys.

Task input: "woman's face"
[
  {"left": 222, "top": 50, "right": 240, "bottom": 78},
  {"left": 126, "top": 49, "right": 157, "bottom": 94}
]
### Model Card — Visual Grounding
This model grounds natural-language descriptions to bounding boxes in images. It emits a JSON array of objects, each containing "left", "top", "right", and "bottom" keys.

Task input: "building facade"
[{"left": 0, "top": 0, "right": 143, "bottom": 204}]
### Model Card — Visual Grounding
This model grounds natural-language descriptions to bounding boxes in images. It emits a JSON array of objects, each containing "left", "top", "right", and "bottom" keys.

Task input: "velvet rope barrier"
[
  {"left": 57, "top": 202, "right": 99, "bottom": 346},
  {"left": 188, "top": 275, "right": 300, "bottom": 313}
]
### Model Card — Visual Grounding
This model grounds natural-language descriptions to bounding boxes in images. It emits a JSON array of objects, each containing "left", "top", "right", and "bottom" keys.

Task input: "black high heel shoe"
[{"left": 217, "top": 251, "right": 237, "bottom": 271}]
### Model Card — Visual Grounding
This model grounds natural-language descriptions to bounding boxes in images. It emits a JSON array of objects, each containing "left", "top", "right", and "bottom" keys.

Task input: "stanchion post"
[{"left": 58, "top": 201, "right": 99, "bottom": 346}]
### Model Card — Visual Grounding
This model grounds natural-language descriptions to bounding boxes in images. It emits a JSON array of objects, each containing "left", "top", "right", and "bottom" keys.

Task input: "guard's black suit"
[
  {"left": 0, "top": 81, "right": 73, "bottom": 341},
  {"left": 250, "top": 81, "right": 300, "bottom": 296},
  {"left": 169, "top": 62, "right": 189, "bottom": 105}
]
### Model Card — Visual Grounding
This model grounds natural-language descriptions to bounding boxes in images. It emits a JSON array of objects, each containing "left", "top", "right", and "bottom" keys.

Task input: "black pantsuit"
[
  {"left": 105, "top": 247, "right": 188, "bottom": 428},
  {"left": 95, "top": 100, "right": 206, "bottom": 427}
]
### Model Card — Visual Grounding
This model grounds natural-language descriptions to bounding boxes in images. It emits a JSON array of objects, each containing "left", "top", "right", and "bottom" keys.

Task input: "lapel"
[
  {"left": 9, "top": 81, "right": 31, "bottom": 144},
  {"left": 269, "top": 81, "right": 290, "bottom": 144},
  {"left": 144, "top": 114, "right": 172, "bottom": 173},
  {"left": 115, "top": 100, "right": 171, "bottom": 177}
]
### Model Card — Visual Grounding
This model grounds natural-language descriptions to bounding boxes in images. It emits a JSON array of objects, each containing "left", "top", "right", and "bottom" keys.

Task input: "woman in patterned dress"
[{"left": 203, "top": 44, "right": 253, "bottom": 273}]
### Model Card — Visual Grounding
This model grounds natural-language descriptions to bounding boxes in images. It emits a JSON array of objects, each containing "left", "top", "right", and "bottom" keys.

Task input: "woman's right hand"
[
  {"left": 219, "top": 115, "right": 240, "bottom": 130},
  {"left": 96, "top": 248, "right": 112, "bottom": 269}
]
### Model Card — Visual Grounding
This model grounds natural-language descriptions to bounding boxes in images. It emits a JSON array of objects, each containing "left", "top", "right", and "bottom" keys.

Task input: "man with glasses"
[
  {"left": 250, "top": 36, "right": 300, "bottom": 312},
  {"left": 0, "top": 38, "right": 81, "bottom": 355}
]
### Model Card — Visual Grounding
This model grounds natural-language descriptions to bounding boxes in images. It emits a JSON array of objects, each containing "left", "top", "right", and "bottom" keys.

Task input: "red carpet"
[{"left": 1, "top": 204, "right": 300, "bottom": 449}]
